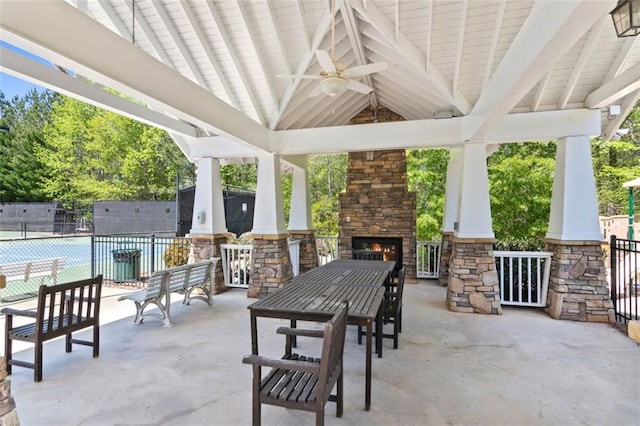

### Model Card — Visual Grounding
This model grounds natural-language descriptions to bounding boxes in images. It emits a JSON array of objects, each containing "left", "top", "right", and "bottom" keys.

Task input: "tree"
[
  {"left": 0, "top": 89, "right": 57, "bottom": 202},
  {"left": 308, "top": 154, "right": 347, "bottom": 235}
]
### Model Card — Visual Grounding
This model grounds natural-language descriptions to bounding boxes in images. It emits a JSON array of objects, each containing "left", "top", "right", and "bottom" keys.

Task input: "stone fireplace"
[{"left": 338, "top": 150, "right": 417, "bottom": 280}]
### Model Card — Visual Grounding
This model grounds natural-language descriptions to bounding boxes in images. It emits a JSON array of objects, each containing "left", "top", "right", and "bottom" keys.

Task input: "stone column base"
[
  {"left": 188, "top": 233, "right": 231, "bottom": 295},
  {"left": 0, "top": 356, "right": 19, "bottom": 426},
  {"left": 545, "top": 239, "right": 614, "bottom": 323},
  {"left": 438, "top": 232, "right": 454, "bottom": 287},
  {"left": 249, "top": 234, "right": 293, "bottom": 298},
  {"left": 446, "top": 237, "right": 502, "bottom": 315},
  {"left": 288, "top": 230, "right": 319, "bottom": 275}
]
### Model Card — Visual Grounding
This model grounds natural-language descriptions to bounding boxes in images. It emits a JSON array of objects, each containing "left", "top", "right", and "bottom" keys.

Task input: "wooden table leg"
[
  {"left": 365, "top": 319, "right": 372, "bottom": 411},
  {"left": 376, "top": 303, "right": 383, "bottom": 358}
]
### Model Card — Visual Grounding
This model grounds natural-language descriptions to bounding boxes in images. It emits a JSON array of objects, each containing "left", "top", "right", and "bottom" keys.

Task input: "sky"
[{"left": 0, "top": 41, "right": 48, "bottom": 100}]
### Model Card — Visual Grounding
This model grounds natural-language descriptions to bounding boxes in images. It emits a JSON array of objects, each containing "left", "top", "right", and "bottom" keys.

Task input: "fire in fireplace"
[{"left": 352, "top": 237, "right": 403, "bottom": 274}]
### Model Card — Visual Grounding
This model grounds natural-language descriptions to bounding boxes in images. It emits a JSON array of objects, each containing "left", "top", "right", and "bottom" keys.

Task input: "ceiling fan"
[{"left": 279, "top": 0, "right": 387, "bottom": 98}]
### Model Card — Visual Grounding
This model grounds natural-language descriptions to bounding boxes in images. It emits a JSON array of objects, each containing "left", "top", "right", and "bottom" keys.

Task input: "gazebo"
[{"left": 1, "top": 0, "right": 638, "bottom": 322}]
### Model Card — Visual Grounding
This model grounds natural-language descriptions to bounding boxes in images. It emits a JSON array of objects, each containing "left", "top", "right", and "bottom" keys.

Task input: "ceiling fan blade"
[
  {"left": 346, "top": 79, "right": 373, "bottom": 94},
  {"left": 315, "top": 50, "right": 336, "bottom": 73},
  {"left": 276, "top": 74, "right": 322, "bottom": 80},
  {"left": 344, "top": 62, "right": 388, "bottom": 78}
]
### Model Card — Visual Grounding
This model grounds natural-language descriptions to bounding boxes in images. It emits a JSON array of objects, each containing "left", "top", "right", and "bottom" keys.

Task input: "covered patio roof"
[
  {"left": 4, "top": 281, "right": 639, "bottom": 424},
  {"left": 1, "top": 1, "right": 638, "bottom": 162}
]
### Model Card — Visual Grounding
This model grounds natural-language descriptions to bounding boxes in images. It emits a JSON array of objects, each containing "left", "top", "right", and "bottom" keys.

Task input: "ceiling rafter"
[
  {"left": 340, "top": 0, "right": 378, "bottom": 109},
  {"left": 303, "top": 91, "right": 357, "bottom": 128},
  {"left": 175, "top": 1, "right": 241, "bottom": 109},
  {"left": 452, "top": 0, "right": 469, "bottom": 96},
  {"left": 558, "top": 17, "right": 605, "bottom": 110},
  {"left": 234, "top": 0, "right": 279, "bottom": 113},
  {"left": 604, "top": 36, "right": 640, "bottom": 81},
  {"left": 268, "top": 5, "right": 334, "bottom": 130},
  {"left": 351, "top": 0, "right": 472, "bottom": 116},
  {"left": 118, "top": 1, "right": 174, "bottom": 67},
  {"left": 264, "top": 1, "right": 292, "bottom": 76},
  {"left": 295, "top": 0, "right": 311, "bottom": 54},
  {"left": 204, "top": 1, "right": 265, "bottom": 125},
  {"left": 585, "top": 61, "right": 640, "bottom": 108},
  {"left": 532, "top": 72, "right": 551, "bottom": 112},
  {"left": 482, "top": 0, "right": 506, "bottom": 89},
  {"left": 95, "top": 0, "right": 131, "bottom": 39},
  {"left": 425, "top": 0, "right": 433, "bottom": 72},
  {"left": 147, "top": 2, "right": 208, "bottom": 89}
]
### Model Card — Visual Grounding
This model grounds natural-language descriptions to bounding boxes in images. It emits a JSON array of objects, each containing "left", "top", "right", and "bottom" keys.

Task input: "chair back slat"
[{"left": 317, "top": 301, "right": 349, "bottom": 404}]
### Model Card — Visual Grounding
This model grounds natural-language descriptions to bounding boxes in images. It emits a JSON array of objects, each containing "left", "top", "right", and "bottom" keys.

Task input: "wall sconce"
[{"left": 610, "top": 0, "right": 640, "bottom": 37}]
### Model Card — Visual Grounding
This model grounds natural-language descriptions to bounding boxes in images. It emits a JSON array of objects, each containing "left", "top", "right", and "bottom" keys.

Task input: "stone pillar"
[
  {"left": 446, "top": 237, "right": 502, "bottom": 315},
  {"left": 188, "top": 233, "right": 230, "bottom": 294},
  {"left": 288, "top": 230, "right": 318, "bottom": 275},
  {"left": 0, "top": 357, "right": 19, "bottom": 426},
  {"left": 544, "top": 136, "right": 613, "bottom": 322},
  {"left": 438, "top": 232, "right": 454, "bottom": 287},
  {"left": 248, "top": 234, "right": 293, "bottom": 298},
  {"left": 545, "top": 240, "right": 614, "bottom": 322}
]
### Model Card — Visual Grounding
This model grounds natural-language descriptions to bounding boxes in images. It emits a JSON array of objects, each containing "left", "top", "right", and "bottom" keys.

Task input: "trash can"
[{"left": 112, "top": 249, "right": 141, "bottom": 282}]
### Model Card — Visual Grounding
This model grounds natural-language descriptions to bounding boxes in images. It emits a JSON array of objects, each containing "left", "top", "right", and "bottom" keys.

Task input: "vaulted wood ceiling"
[{"left": 1, "top": 0, "right": 638, "bottom": 161}]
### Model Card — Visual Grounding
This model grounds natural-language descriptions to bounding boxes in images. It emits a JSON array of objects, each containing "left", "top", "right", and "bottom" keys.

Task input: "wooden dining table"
[{"left": 247, "top": 259, "right": 395, "bottom": 411}]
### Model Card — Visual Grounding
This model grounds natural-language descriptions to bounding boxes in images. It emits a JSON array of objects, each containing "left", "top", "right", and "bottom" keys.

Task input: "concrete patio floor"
[{"left": 2, "top": 280, "right": 639, "bottom": 426}]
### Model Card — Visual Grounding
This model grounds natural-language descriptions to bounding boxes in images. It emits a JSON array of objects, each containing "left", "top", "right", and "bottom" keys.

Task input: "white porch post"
[
  {"left": 546, "top": 136, "right": 602, "bottom": 241},
  {"left": 250, "top": 153, "right": 292, "bottom": 297},
  {"left": 439, "top": 148, "right": 462, "bottom": 286},
  {"left": 190, "top": 157, "right": 227, "bottom": 235},
  {"left": 545, "top": 136, "right": 613, "bottom": 322},
  {"left": 287, "top": 158, "right": 319, "bottom": 275},
  {"left": 446, "top": 142, "right": 501, "bottom": 315}
]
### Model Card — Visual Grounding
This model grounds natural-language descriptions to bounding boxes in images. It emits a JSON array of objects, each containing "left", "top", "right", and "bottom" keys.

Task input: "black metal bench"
[
  {"left": 243, "top": 301, "right": 349, "bottom": 426},
  {"left": 1, "top": 276, "right": 103, "bottom": 382}
]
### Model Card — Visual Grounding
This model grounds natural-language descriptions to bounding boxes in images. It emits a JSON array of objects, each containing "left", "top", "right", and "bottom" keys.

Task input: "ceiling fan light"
[{"left": 320, "top": 77, "right": 347, "bottom": 97}]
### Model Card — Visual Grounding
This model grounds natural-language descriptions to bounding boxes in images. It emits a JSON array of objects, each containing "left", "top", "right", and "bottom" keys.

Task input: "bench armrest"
[
  {"left": 0, "top": 307, "right": 38, "bottom": 318},
  {"left": 242, "top": 354, "right": 320, "bottom": 374},
  {"left": 276, "top": 327, "right": 324, "bottom": 338}
]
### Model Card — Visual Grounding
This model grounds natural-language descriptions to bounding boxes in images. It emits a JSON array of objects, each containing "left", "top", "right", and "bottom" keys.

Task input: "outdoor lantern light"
[
  {"left": 610, "top": 0, "right": 640, "bottom": 37},
  {"left": 320, "top": 77, "right": 348, "bottom": 97}
]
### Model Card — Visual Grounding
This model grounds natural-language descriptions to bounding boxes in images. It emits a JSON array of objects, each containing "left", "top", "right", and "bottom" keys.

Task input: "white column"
[
  {"left": 546, "top": 136, "right": 602, "bottom": 241},
  {"left": 190, "top": 157, "right": 227, "bottom": 235},
  {"left": 288, "top": 159, "right": 313, "bottom": 231},
  {"left": 442, "top": 148, "right": 462, "bottom": 233},
  {"left": 252, "top": 153, "right": 286, "bottom": 235},
  {"left": 455, "top": 143, "right": 495, "bottom": 239}
]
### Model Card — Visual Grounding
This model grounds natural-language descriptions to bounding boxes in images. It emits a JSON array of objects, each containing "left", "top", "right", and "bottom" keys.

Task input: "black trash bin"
[{"left": 112, "top": 249, "right": 141, "bottom": 282}]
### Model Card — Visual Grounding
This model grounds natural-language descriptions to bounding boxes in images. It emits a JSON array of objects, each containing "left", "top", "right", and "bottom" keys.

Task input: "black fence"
[{"left": 610, "top": 235, "right": 639, "bottom": 325}]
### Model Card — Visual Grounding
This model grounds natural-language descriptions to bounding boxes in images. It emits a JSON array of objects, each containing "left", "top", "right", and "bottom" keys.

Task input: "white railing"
[
  {"left": 417, "top": 241, "right": 441, "bottom": 279},
  {"left": 288, "top": 240, "right": 301, "bottom": 277},
  {"left": 220, "top": 244, "right": 252, "bottom": 288},
  {"left": 494, "top": 251, "right": 553, "bottom": 307},
  {"left": 315, "top": 236, "right": 340, "bottom": 266}
]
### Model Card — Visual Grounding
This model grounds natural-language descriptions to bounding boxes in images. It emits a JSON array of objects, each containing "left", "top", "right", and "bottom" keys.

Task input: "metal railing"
[
  {"left": 220, "top": 244, "right": 252, "bottom": 288},
  {"left": 494, "top": 251, "right": 552, "bottom": 307},
  {"left": 610, "top": 235, "right": 639, "bottom": 325},
  {"left": 417, "top": 241, "right": 441, "bottom": 279},
  {"left": 315, "top": 236, "right": 339, "bottom": 266}
]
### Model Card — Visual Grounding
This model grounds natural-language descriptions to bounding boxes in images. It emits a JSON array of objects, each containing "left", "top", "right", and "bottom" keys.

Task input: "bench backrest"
[
  {"left": 145, "top": 271, "right": 168, "bottom": 298},
  {"left": 36, "top": 275, "right": 102, "bottom": 339},
  {"left": 0, "top": 258, "right": 66, "bottom": 283},
  {"left": 186, "top": 261, "right": 213, "bottom": 287},
  {"left": 317, "top": 301, "right": 349, "bottom": 404}
]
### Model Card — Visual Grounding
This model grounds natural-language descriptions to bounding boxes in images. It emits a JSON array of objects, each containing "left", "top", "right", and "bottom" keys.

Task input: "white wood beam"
[
  {"left": 465, "top": 0, "right": 612, "bottom": 142},
  {"left": 425, "top": 0, "right": 433, "bottom": 72},
  {"left": 0, "top": 1, "right": 269, "bottom": 151},
  {"left": 350, "top": 0, "right": 472, "bottom": 116},
  {"left": 265, "top": 1, "right": 292, "bottom": 76},
  {"left": 585, "top": 61, "right": 640, "bottom": 108},
  {"left": 604, "top": 36, "right": 639, "bottom": 82},
  {"left": 203, "top": 1, "right": 265, "bottom": 124},
  {"left": 558, "top": 17, "right": 605, "bottom": 110},
  {"left": 95, "top": 0, "right": 131, "bottom": 40},
  {"left": 452, "top": 0, "right": 468, "bottom": 96},
  {"left": 482, "top": 0, "right": 506, "bottom": 89},
  {"left": 176, "top": 0, "right": 241, "bottom": 109},
  {"left": 120, "top": 0, "right": 174, "bottom": 65},
  {"left": 295, "top": 0, "right": 312, "bottom": 54},
  {"left": 532, "top": 73, "right": 551, "bottom": 112},
  {"left": 274, "top": 109, "right": 601, "bottom": 155},
  {"left": 602, "top": 88, "right": 640, "bottom": 142},
  {"left": 0, "top": 46, "right": 199, "bottom": 139}
]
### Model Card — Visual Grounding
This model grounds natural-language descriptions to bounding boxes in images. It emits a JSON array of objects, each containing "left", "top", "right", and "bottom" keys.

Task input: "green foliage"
[
  {"left": 163, "top": 240, "right": 190, "bottom": 267},
  {"left": 221, "top": 163, "right": 257, "bottom": 190},
  {"left": 592, "top": 139, "right": 640, "bottom": 216},
  {"left": 308, "top": 154, "right": 347, "bottom": 235}
]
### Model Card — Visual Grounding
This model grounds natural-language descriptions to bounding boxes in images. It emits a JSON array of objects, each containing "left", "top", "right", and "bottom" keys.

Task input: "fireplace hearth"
[{"left": 352, "top": 237, "right": 403, "bottom": 274}]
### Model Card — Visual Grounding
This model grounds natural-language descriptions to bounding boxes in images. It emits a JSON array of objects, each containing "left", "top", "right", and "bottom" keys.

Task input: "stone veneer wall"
[
  {"left": 338, "top": 149, "right": 417, "bottom": 280},
  {"left": 438, "top": 232, "right": 454, "bottom": 287},
  {"left": 0, "top": 357, "right": 19, "bottom": 426},
  {"left": 545, "top": 240, "right": 614, "bottom": 322},
  {"left": 189, "top": 234, "right": 229, "bottom": 294},
  {"left": 446, "top": 238, "right": 502, "bottom": 314},
  {"left": 289, "top": 230, "right": 318, "bottom": 275},
  {"left": 248, "top": 235, "right": 293, "bottom": 298}
]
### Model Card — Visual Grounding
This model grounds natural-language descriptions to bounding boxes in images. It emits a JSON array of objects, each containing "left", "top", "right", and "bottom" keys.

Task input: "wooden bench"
[
  {"left": 0, "top": 258, "right": 66, "bottom": 288},
  {"left": 243, "top": 301, "right": 349, "bottom": 426},
  {"left": 1, "top": 275, "right": 103, "bottom": 382},
  {"left": 117, "top": 258, "right": 219, "bottom": 328}
]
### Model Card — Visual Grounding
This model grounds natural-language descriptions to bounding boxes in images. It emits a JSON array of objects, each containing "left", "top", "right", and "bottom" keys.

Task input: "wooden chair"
[
  {"left": 242, "top": 301, "right": 349, "bottom": 426},
  {"left": 352, "top": 249, "right": 383, "bottom": 261},
  {"left": 358, "top": 265, "right": 406, "bottom": 349}
]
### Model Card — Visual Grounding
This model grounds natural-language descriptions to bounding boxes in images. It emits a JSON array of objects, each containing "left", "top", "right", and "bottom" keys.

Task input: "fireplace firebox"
[{"left": 352, "top": 237, "right": 403, "bottom": 274}]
